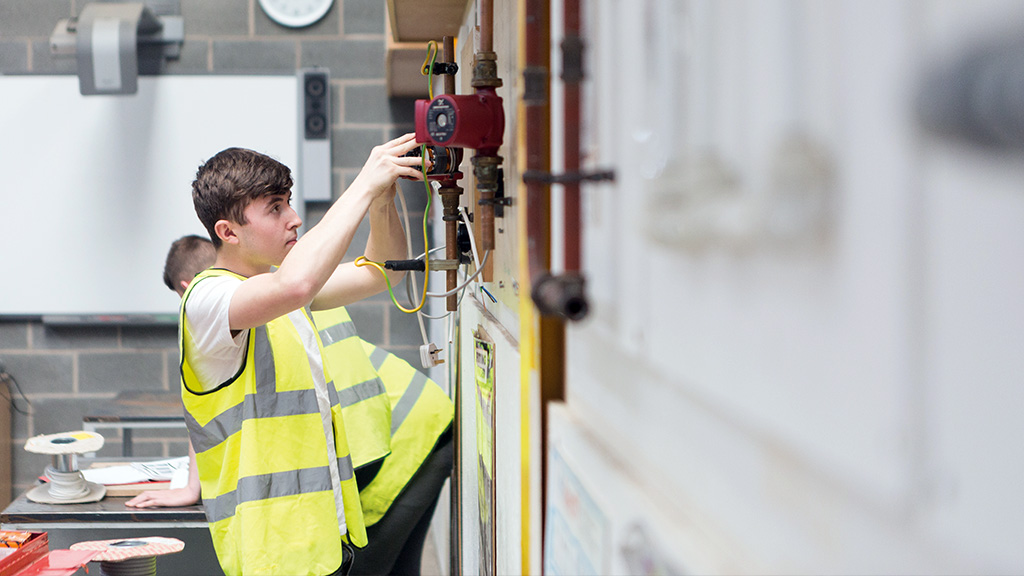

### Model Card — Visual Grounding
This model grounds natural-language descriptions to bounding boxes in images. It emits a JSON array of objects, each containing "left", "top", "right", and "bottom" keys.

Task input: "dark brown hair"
[
  {"left": 163, "top": 234, "right": 215, "bottom": 292},
  {"left": 191, "top": 148, "right": 293, "bottom": 248}
]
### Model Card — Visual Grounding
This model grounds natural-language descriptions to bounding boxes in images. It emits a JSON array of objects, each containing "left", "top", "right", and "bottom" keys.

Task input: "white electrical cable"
[
  {"left": 395, "top": 182, "right": 430, "bottom": 345},
  {"left": 459, "top": 206, "right": 484, "bottom": 279}
]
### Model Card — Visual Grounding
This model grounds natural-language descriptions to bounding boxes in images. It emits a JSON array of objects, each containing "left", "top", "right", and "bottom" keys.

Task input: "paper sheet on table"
[{"left": 81, "top": 456, "right": 189, "bottom": 485}]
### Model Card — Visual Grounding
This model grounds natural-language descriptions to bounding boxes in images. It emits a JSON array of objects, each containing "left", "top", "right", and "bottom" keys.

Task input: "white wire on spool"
[{"left": 24, "top": 431, "right": 106, "bottom": 504}]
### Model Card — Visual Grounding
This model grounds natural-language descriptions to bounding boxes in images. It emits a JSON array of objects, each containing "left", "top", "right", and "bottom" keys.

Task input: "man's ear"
[
  {"left": 178, "top": 280, "right": 190, "bottom": 294},
  {"left": 214, "top": 219, "right": 239, "bottom": 245}
]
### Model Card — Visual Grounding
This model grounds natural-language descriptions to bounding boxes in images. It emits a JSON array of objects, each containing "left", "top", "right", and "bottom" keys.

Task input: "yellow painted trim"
[{"left": 517, "top": 0, "right": 534, "bottom": 573}]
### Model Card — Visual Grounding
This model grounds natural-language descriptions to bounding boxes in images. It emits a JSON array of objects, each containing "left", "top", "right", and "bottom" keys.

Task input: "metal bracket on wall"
[{"left": 521, "top": 169, "right": 616, "bottom": 185}]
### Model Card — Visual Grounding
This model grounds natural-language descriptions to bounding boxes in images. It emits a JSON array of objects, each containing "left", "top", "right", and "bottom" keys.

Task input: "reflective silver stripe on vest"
[
  {"left": 390, "top": 371, "right": 427, "bottom": 434},
  {"left": 319, "top": 321, "right": 358, "bottom": 346},
  {"left": 185, "top": 388, "right": 322, "bottom": 453},
  {"left": 337, "top": 377, "right": 387, "bottom": 407},
  {"left": 337, "top": 454, "right": 355, "bottom": 482},
  {"left": 368, "top": 346, "right": 388, "bottom": 370},
  {"left": 203, "top": 466, "right": 333, "bottom": 524},
  {"left": 186, "top": 327, "right": 321, "bottom": 454},
  {"left": 253, "top": 325, "right": 276, "bottom": 394}
]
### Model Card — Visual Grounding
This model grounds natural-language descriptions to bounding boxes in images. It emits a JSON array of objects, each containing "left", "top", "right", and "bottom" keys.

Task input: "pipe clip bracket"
[{"left": 522, "top": 169, "right": 616, "bottom": 185}]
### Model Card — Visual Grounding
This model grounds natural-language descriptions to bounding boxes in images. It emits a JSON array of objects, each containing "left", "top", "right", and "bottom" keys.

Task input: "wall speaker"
[{"left": 298, "top": 67, "right": 332, "bottom": 201}]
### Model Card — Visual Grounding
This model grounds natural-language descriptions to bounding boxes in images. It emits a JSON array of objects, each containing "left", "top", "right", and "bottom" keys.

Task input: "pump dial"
[{"left": 426, "top": 99, "right": 457, "bottom": 144}]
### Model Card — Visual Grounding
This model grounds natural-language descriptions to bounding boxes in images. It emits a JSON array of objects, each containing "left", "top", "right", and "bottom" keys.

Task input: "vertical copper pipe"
[
  {"left": 443, "top": 36, "right": 456, "bottom": 95},
  {"left": 523, "top": 1, "right": 560, "bottom": 573},
  {"left": 480, "top": 0, "right": 494, "bottom": 53},
  {"left": 441, "top": 36, "right": 461, "bottom": 311},
  {"left": 563, "top": 0, "right": 582, "bottom": 272},
  {"left": 472, "top": 0, "right": 501, "bottom": 253},
  {"left": 524, "top": 4, "right": 548, "bottom": 281}
]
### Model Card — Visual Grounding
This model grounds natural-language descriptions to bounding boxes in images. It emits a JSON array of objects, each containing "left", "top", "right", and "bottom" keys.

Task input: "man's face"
[{"left": 235, "top": 192, "right": 302, "bottom": 267}]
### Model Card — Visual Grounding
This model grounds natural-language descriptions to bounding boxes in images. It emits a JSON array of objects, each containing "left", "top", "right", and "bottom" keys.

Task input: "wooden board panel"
[{"left": 387, "top": 0, "right": 469, "bottom": 43}]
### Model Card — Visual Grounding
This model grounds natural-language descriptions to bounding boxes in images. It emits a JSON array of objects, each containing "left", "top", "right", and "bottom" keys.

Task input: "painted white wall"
[
  {"left": 0, "top": 76, "right": 299, "bottom": 316},
  {"left": 555, "top": 0, "right": 1024, "bottom": 573}
]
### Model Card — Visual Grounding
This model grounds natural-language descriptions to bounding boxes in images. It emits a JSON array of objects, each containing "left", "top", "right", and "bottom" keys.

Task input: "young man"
[
  {"left": 134, "top": 233, "right": 454, "bottom": 576},
  {"left": 180, "top": 135, "right": 422, "bottom": 576}
]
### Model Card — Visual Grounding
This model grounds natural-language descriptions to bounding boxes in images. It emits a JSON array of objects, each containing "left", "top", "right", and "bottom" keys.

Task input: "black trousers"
[{"left": 350, "top": 428, "right": 455, "bottom": 576}]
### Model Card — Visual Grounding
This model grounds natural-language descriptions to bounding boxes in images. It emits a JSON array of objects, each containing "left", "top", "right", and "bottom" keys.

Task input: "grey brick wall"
[{"left": 0, "top": 0, "right": 430, "bottom": 497}]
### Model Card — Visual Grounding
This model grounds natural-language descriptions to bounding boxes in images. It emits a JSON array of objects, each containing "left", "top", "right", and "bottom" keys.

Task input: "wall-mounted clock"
[{"left": 258, "top": 0, "right": 333, "bottom": 28}]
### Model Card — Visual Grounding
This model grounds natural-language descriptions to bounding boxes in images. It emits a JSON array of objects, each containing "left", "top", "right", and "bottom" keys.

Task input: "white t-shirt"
[{"left": 183, "top": 273, "right": 348, "bottom": 536}]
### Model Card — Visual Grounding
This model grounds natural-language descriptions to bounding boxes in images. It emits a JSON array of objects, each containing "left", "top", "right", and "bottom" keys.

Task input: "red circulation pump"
[{"left": 414, "top": 91, "right": 505, "bottom": 151}]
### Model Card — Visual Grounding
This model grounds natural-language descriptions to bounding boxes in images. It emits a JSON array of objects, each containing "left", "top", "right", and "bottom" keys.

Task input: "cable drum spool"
[
  {"left": 71, "top": 537, "right": 185, "bottom": 576},
  {"left": 23, "top": 430, "right": 106, "bottom": 504}
]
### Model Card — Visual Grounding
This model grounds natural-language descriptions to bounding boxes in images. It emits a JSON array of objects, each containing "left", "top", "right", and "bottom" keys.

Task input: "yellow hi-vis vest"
[
  {"left": 359, "top": 340, "right": 454, "bottom": 525},
  {"left": 311, "top": 308, "right": 392, "bottom": 469},
  {"left": 179, "top": 269, "right": 366, "bottom": 576}
]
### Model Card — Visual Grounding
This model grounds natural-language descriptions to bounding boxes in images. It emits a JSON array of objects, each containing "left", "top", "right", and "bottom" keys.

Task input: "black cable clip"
[
  {"left": 424, "top": 62, "right": 459, "bottom": 76},
  {"left": 383, "top": 259, "right": 426, "bottom": 272}
]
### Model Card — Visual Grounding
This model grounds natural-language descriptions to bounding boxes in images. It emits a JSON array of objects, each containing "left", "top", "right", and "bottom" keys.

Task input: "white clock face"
[{"left": 258, "top": 0, "right": 333, "bottom": 28}]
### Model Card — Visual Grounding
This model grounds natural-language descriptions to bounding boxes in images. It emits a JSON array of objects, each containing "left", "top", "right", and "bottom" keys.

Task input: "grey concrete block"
[
  {"left": 301, "top": 40, "right": 384, "bottom": 80},
  {"left": 387, "top": 304, "right": 427, "bottom": 346},
  {"left": 182, "top": 0, "right": 249, "bottom": 36},
  {"left": 79, "top": 352, "right": 165, "bottom": 393},
  {"left": 0, "top": 40, "right": 29, "bottom": 74},
  {"left": 343, "top": 218, "right": 372, "bottom": 262},
  {"left": 213, "top": 40, "right": 296, "bottom": 74},
  {"left": 33, "top": 324, "right": 117, "bottom": 350},
  {"left": 336, "top": 170, "right": 360, "bottom": 197},
  {"left": 0, "top": 0, "right": 72, "bottom": 38},
  {"left": 26, "top": 396, "right": 113, "bottom": 440},
  {"left": 344, "top": 82, "right": 390, "bottom": 124},
  {"left": 304, "top": 203, "right": 330, "bottom": 226},
  {"left": 125, "top": 440, "right": 175, "bottom": 459},
  {"left": 333, "top": 126, "right": 386, "bottom": 169},
  {"left": 343, "top": 0, "right": 385, "bottom": 35},
  {"left": 3, "top": 354, "right": 74, "bottom": 394},
  {"left": 0, "top": 322, "right": 28, "bottom": 349},
  {"left": 122, "top": 326, "right": 178, "bottom": 349},
  {"left": 164, "top": 38, "right": 212, "bottom": 74},
  {"left": 345, "top": 302, "right": 384, "bottom": 344},
  {"left": 133, "top": 427, "right": 189, "bottom": 441},
  {"left": 399, "top": 176, "right": 431, "bottom": 211},
  {"left": 13, "top": 449, "right": 53, "bottom": 489},
  {"left": 165, "top": 352, "right": 181, "bottom": 389},
  {"left": 389, "top": 345, "right": 424, "bottom": 371},
  {"left": 389, "top": 96, "right": 417, "bottom": 126},
  {"left": 167, "top": 440, "right": 191, "bottom": 457}
]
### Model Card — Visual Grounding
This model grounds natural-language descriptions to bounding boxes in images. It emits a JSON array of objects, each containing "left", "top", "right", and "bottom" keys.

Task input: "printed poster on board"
[{"left": 474, "top": 327, "right": 496, "bottom": 576}]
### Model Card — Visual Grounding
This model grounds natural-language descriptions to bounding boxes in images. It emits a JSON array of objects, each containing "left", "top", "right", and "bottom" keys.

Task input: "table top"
[
  {"left": 1, "top": 489, "right": 206, "bottom": 529},
  {"left": 82, "top": 391, "right": 184, "bottom": 423}
]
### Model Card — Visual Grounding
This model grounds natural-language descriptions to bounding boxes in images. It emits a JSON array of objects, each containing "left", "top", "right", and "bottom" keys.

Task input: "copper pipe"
[
  {"left": 523, "top": 1, "right": 560, "bottom": 572},
  {"left": 472, "top": 0, "right": 502, "bottom": 253},
  {"left": 442, "top": 35, "right": 456, "bottom": 96},
  {"left": 524, "top": 0, "right": 549, "bottom": 282},
  {"left": 563, "top": 0, "right": 581, "bottom": 272},
  {"left": 440, "top": 36, "right": 462, "bottom": 311},
  {"left": 479, "top": 0, "right": 493, "bottom": 53}
]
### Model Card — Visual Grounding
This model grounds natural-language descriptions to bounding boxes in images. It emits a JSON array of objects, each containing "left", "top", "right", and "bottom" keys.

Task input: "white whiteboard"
[{"left": 0, "top": 75, "right": 299, "bottom": 317}]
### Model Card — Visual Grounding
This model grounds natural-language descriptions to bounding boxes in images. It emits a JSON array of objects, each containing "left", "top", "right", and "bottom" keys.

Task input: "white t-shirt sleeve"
[{"left": 183, "top": 275, "right": 248, "bottom": 392}]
